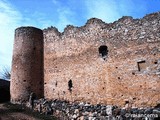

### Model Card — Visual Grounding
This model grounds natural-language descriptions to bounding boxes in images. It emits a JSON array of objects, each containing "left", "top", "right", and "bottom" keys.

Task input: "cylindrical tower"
[{"left": 10, "top": 27, "right": 44, "bottom": 103}]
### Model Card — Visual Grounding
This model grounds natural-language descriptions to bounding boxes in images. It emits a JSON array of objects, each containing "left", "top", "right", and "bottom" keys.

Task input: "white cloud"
[
  {"left": 0, "top": 0, "right": 59, "bottom": 73},
  {"left": 85, "top": 0, "right": 121, "bottom": 23},
  {"left": 20, "top": 11, "right": 53, "bottom": 29},
  {"left": 0, "top": 0, "right": 22, "bottom": 72},
  {"left": 52, "top": 0, "right": 59, "bottom": 5},
  {"left": 57, "top": 7, "right": 75, "bottom": 31},
  {"left": 0, "top": 0, "right": 54, "bottom": 72},
  {"left": 51, "top": 0, "right": 75, "bottom": 31},
  {"left": 85, "top": 0, "right": 147, "bottom": 23},
  {"left": 118, "top": 0, "right": 147, "bottom": 17}
]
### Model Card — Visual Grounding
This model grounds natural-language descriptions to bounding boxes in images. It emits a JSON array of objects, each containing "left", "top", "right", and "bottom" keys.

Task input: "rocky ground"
[
  {"left": 0, "top": 104, "right": 38, "bottom": 120},
  {"left": 1, "top": 100, "right": 160, "bottom": 120},
  {"left": 0, "top": 103, "right": 56, "bottom": 120},
  {"left": 32, "top": 99, "right": 160, "bottom": 120}
]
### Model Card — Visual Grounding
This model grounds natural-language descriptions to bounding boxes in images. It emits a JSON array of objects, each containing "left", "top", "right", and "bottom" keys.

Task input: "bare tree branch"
[{"left": 0, "top": 66, "right": 11, "bottom": 80}]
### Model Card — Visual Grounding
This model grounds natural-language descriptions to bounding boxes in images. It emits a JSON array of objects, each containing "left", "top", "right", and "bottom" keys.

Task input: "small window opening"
[
  {"left": 68, "top": 79, "right": 73, "bottom": 92},
  {"left": 99, "top": 45, "right": 108, "bottom": 60},
  {"left": 137, "top": 60, "right": 146, "bottom": 71}
]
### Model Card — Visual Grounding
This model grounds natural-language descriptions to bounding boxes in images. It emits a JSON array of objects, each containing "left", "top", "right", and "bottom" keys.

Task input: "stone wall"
[
  {"left": 43, "top": 12, "right": 160, "bottom": 107},
  {"left": 10, "top": 27, "right": 44, "bottom": 103},
  {"left": 10, "top": 12, "right": 160, "bottom": 107}
]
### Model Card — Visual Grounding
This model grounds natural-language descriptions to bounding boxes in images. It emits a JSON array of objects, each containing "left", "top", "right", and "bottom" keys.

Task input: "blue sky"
[{"left": 0, "top": 0, "right": 160, "bottom": 74}]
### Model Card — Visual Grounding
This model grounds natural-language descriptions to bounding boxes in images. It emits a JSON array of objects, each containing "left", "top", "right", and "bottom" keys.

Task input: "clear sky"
[{"left": 0, "top": 0, "right": 160, "bottom": 73}]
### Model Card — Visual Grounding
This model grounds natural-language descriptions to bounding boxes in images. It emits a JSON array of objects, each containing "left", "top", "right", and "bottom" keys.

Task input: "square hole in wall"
[
  {"left": 98, "top": 45, "right": 108, "bottom": 60},
  {"left": 137, "top": 60, "right": 146, "bottom": 71}
]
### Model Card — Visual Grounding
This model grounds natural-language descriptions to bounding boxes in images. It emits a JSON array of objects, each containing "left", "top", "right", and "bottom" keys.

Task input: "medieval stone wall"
[
  {"left": 10, "top": 12, "right": 160, "bottom": 107},
  {"left": 43, "top": 12, "right": 160, "bottom": 107},
  {"left": 11, "top": 27, "right": 44, "bottom": 103}
]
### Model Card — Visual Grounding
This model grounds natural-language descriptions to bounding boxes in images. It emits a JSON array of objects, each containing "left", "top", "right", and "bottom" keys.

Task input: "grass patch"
[{"left": 2, "top": 102, "right": 57, "bottom": 120}]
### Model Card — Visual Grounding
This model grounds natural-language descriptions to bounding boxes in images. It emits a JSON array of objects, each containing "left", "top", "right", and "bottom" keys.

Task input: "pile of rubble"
[{"left": 27, "top": 98, "right": 160, "bottom": 120}]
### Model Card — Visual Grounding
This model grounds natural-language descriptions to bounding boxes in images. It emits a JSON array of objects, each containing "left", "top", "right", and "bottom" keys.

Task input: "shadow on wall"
[{"left": 0, "top": 79, "right": 10, "bottom": 103}]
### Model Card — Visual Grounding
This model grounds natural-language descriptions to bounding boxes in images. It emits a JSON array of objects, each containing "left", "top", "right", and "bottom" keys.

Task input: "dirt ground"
[{"left": 0, "top": 103, "right": 41, "bottom": 120}]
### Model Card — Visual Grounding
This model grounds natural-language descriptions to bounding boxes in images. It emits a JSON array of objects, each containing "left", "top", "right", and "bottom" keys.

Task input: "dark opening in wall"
[
  {"left": 125, "top": 100, "right": 129, "bottom": 104},
  {"left": 154, "top": 61, "right": 158, "bottom": 64},
  {"left": 137, "top": 60, "right": 146, "bottom": 71},
  {"left": 55, "top": 81, "right": 57, "bottom": 87},
  {"left": 68, "top": 79, "right": 73, "bottom": 92},
  {"left": 99, "top": 45, "right": 108, "bottom": 60},
  {"left": 132, "top": 72, "right": 135, "bottom": 75},
  {"left": 133, "top": 97, "right": 136, "bottom": 100}
]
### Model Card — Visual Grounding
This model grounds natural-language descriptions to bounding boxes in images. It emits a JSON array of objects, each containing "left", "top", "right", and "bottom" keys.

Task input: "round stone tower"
[{"left": 10, "top": 27, "right": 44, "bottom": 103}]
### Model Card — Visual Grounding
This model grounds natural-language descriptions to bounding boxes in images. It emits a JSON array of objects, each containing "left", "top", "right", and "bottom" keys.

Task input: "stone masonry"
[
  {"left": 11, "top": 12, "right": 160, "bottom": 107},
  {"left": 10, "top": 27, "right": 44, "bottom": 103}
]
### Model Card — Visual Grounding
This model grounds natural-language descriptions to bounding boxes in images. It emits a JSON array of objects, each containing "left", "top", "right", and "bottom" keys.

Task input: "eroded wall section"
[{"left": 43, "top": 12, "right": 160, "bottom": 107}]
